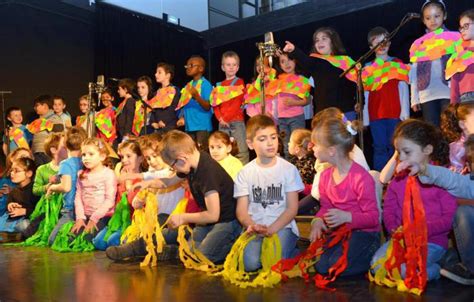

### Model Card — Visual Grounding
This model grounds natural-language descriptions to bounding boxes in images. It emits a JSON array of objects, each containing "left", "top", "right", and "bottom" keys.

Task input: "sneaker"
[
  {"left": 441, "top": 263, "right": 474, "bottom": 285},
  {"left": 106, "top": 239, "right": 145, "bottom": 261},
  {"left": 0, "top": 232, "right": 22, "bottom": 243}
]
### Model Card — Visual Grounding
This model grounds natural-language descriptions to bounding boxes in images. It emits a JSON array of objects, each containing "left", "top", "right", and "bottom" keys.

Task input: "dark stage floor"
[{"left": 0, "top": 246, "right": 473, "bottom": 302}]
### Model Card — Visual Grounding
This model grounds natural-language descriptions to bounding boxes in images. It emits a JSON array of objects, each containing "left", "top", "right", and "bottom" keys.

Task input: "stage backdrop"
[{"left": 94, "top": 2, "right": 206, "bottom": 93}]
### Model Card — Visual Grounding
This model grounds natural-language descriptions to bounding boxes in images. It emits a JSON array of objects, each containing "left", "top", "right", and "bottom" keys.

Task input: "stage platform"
[{"left": 0, "top": 246, "right": 473, "bottom": 302}]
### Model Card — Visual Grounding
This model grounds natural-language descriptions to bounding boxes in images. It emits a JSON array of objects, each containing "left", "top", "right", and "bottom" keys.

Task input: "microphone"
[
  {"left": 96, "top": 75, "right": 105, "bottom": 106},
  {"left": 256, "top": 32, "right": 279, "bottom": 68},
  {"left": 108, "top": 77, "right": 120, "bottom": 82},
  {"left": 407, "top": 13, "right": 420, "bottom": 19}
]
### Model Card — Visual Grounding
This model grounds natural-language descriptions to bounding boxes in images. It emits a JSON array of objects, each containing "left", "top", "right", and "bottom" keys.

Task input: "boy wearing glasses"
[{"left": 176, "top": 56, "right": 213, "bottom": 151}]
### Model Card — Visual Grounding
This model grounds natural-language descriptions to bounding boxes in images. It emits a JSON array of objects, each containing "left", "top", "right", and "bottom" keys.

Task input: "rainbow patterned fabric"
[
  {"left": 26, "top": 118, "right": 53, "bottom": 134},
  {"left": 276, "top": 74, "right": 311, "bottom": 99},
  {"left": 445, "top": 42, "right": 474, "bottom": 80},
  {"left": 310, "top": 53, "right": 357, "bottom": 82},
  {"left": 148, "top": 86, "right": 176, "bottom": 109},
  {"left": 362, "top": 58, "right": 410, "bottom": 91},
  {"left": 176, "top": 79, "right": 202, "bottom": 110},
  {"left": 210, "top": 85, "right": 244, "bottom": 107},
  {"left": 409, "top": 28, "right": 462, "bottom": 63}
]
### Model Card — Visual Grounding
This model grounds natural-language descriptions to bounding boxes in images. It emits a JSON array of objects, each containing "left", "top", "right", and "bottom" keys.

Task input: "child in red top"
[{"left": 212, "top": 51, "right": 249, "bottom": 164}]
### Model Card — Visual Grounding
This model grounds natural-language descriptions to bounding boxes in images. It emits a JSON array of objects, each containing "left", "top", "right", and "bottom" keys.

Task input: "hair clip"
[
  {"left": 229, "top": 136, "right": 235, "bottom": 143},
  {"left": 97, "top": 140, "right": 104, "bottom": 149},
  {"left": 346, "top": 123, "right": 358, "bottom": 136},
  {"left": 422, "top": 0, "right": 446, "bottom": 10}
]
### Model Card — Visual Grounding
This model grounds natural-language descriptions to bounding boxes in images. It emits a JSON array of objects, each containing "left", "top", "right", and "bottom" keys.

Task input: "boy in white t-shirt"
[{"left": 234, "top": 114, "right": 304, "bottom": 272}]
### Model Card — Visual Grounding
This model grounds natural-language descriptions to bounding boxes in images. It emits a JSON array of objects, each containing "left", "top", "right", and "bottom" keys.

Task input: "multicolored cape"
[
  {"left": 176, "top": 79, "right": 202, "bottom": 110},
  {"left": 409, "top": 28, "right": 462, "bottom": 63},
  {"left": 148, "top": 86, "right": 176, "bottom": 109},
  {"left": 445, "top": 42, "right": 474, "bottom": 80},
  {"left": 9, "top": 127, "right": 30, "bottom": 149},
  {"left": 75, "top": 115, "right": 87, "bottom": 128},
  {"left": 244, "top": 69, "right": 278, "bottom": 104},
  {"left": 26, "top": 118, "right": 53, "bottom": 134},
  {"left": 362, "top": 58, "right": 410, "bottom": 91},
  {"left": 95, "top": 107, "right": 116, "bottom": 141},
  {"left": 276, "top": 73, "right": 311, "bottom": 99},
  {"left": 115, "top": 98, "right": 128, "bottom": 116},
  {"left": 310, "top": 53, "right": 357, "bottom": 82},
  {"left": 210, "top": 85, "right": 244, "bottom": 107},
  {"left": 131, "top": 100, "right": 146, "bottom": 136}
]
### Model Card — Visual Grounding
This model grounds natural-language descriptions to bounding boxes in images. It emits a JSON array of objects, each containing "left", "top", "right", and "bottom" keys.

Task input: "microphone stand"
[
  {"left": 340, "top": 13, "right": 416, "bottom": 151},
  {"left": 86, "top": 83, "right": 96, "bottom": 138},
  {"left": 256, "top": 38, "right": 279, "bottom": 115}
]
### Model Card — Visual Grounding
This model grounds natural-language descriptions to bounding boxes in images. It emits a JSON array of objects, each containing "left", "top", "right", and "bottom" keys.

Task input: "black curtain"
[{"left": 94, "top": 3, "right": 206, "bottom": 91}]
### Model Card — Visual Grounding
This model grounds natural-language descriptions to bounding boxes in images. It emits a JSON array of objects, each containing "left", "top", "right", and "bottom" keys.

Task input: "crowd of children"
[{"left": 1, "top": 0, "right": 474, "bottom": 292}]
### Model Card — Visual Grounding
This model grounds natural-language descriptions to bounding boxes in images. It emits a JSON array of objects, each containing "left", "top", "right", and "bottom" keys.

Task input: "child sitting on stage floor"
[
  {"left": 309, "top": 118, "right": 380, "bottom": 276},
  {"left": 47, "top": 127, "right": 87, "bottom": 245},
  {"left": 0, "top": 157, "right": 38, "bottom": 241},
  {"left": 208, "top": 131, "right": 243, "bottom": 180},
  {"left": 176, "top": 56, "right": 213, "bottom": 151},
  {"left": 234, "top": 115, "right": 304, "bottom": 272}
]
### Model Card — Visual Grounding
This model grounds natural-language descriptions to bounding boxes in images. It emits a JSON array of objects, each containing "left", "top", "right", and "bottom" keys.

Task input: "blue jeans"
[
  {"left": 370, "top": 118, "right": 399, "bottom": 171},
  {"left": 48, "top": 209, "right": 74, "bottom": 245},
  {"left": 0, "top": 213, "right": 29, "bottom": 232},
  {"left": 453, "top": 205, "right": 474, "bottom": 272},
  {"left": 93, "top": 228, "right": 122, "bottom": 251},
  {"left": 460, "top": 92, "right": 474, "bottom": 103},
  {"left": 243, "top": 227, "right": 298, "bottom": 272},
  {"left": 191, "top": 219, "right": 241, "bottom": 264},
  {"left": 371, "top": 241, "right": 446, "bottom": 280},
  {"left": 278, "top": 114, "right": 306, "bottom": 158},
  {"left": 420, "top": 98, "right": 449, "bottom": 127},
  {"left": 316, "top": 231, "right": 380, "bottom": 276},
  {"left": 219, "top": 121, "right": 249, "bottom": 164}
]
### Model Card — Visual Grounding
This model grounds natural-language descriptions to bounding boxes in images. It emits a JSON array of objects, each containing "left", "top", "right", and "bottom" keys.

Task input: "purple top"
[
  {"left": 317, "top": 162, "right": 380, "bottom": 233},
  {"left": 451, "top": 50, "right": 474, "bottom": 104},
  {"left": 383, "top": 175, "right": 457, "bottom": 249}
]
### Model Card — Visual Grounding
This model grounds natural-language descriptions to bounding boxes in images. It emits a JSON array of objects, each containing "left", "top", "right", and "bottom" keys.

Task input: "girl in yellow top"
[{"left": 208, "top": 131, "right": 243, "bottom": 180}]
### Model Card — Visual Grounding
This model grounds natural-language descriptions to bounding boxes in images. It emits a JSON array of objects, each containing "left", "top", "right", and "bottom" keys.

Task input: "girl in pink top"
[
  {"left": 309, "top": 118, "right": 381, "bottom": 276},
  {"left": 71, "top": 138, "right": 118, "bottom": 242},
  {"left": 276, "top": 53, "right": 310, "bottom": 158},
  {"left": 371, "top": 119, "right": 456, "bottom": 281}
]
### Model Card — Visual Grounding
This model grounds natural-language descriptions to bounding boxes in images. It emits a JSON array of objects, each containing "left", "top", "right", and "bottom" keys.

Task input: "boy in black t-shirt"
[{"left": 106, "top": 130, "right": 240, "bottom": 263}]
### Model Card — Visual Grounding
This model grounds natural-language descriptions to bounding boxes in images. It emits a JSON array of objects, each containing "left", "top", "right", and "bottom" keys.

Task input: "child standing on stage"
[
  {"left": 70, "top": 138, "right": 117, "bottom": 243},
  {"left": 208, "top": 131, "right": 243, "bottom": 180},
  {"left": 47, "top": 127, "right": 87, "bottom": 245},
  {"left": 176, "top": 56, "right": 213, "bottom": 151},
  {"left": 76, "top": 95, "right": 95, "bottom": 136},
  {"left": 211, "top": 51, "right": 249, "bottom": 164},
  {"left": 441, "top": 102, "right": 474, "bottom": 173},
  {"left": 53, "top": 96, "right": 72, "bottom": 129},
  {"left": 371, "top": 119, "right": 456, "bottom": 281},
  {"left": 31, "top": 95, "right": 64, "bottom": 166},
  {"left": 448, "top": 9, "right": 474, "bottom": 104},
  {"left": 234, "top": 115, "right": 304, "bottom": 272},
  {"left": 283, "top": 27, "right": 357, "bottom": 118},
  {"left": 309, "top": 118, "right": 380, "bottom": 276},
  {"left": 149, "top": 63, "right": 180, "bottom": 134},
  {"left": 409, "top": 0, "right": 459, "bottom": 126},
  {"left": 137, "top": 76, "right": 154, "bottom": 135},
  {"left": 95, "top": 89, "right": 117, "bottom": 145},
  {"left": 3, "top": 107, "right": 32, "bottom": 156},
  {"left": 116, "top": 78, "right": 137, "bottom": 142},
  {"left": 363, "top": 27, "right": 410, "bottom": 171},
  {"left": 276, "top": 53, "right": 310, "bottom": 158}
]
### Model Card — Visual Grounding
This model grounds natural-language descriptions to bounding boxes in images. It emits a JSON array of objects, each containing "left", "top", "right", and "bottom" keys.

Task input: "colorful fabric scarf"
[
  {"left": 362, "top": 58, "right": 410, "bottom": 91},
  {"left": 445, "top": 42, "right": 474, "bottom": 80},
  {"left": 75, "top": 115, "right": 87, "bottom": 128},
  {"left": 244, "top": 69, "right": 278, "bottom": 104},
  {"left": 9, "top": 127, "right": 30, "bottom": 149},
  {"left": 310, "top": 53, "right": 357, "bottom": 82},
  {"left": 276, "top": 73, "right": 311, "bottom": 99},
  {"left": 148, "top": 86, "right": 176, "bottom": 109},
  {"left": 131, "top": 101, "right": 146, "bottom": 136},
  {"left": 210, "top": 85, "right": 244, "bottom": 107},
  {"left": 95, "top": 107, "right": 116, "bottom": 141},
  {"left": 26, "top": 118, "right": 53, "bottom": 134},
  {"left": 176, "top": 79, "right": 202, "bottom": 110},
  {"left": 409, "top": 28, "right": 462, "bottom": 63}
]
